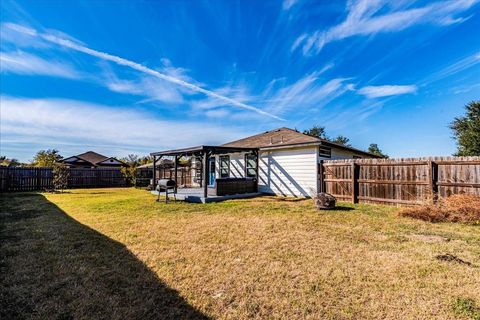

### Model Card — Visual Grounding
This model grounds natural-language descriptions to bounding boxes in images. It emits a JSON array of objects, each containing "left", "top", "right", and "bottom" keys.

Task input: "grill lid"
[{"left": 156, "top": 179, "right": 176, "bottom": 188}]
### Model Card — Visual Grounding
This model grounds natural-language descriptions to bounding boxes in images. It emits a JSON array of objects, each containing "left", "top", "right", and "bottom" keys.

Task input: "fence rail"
[
  {"left": 0, "top": 167, "right": 128, "bottom": 192},
  {"left": 319, "top": 156, "right": 480, "bottom": 206}
]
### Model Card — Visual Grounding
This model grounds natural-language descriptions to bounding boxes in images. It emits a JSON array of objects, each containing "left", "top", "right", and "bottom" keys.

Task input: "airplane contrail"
[{"left": 6, "top": 23, "right": 285, "bottom": 121}]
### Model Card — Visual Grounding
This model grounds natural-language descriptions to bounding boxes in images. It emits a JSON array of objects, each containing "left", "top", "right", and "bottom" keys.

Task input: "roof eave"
[
  {"left": 319, "top": 140, "right": 382, "bottom": 158},
  {"left": 259, "top": 141, "right": 321, "bottom": 151},
  {"left": 150, "top": 145, "right": 259, "bottom": 157}
]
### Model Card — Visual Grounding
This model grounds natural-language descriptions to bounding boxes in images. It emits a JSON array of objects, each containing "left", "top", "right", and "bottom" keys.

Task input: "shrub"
[
  {"left": 52, "top": 164, "right": 69, "bottom": 192},
  {"left": 400, "top": 194, "right": 480, "bottom": 224}
]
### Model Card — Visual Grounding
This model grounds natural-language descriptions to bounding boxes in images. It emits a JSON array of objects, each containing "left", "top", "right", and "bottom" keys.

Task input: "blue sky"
[{"left": 1, "top": 0, "right": 479, "bottom": 162}]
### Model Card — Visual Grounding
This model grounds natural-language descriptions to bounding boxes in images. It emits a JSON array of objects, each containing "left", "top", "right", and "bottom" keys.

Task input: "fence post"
[
  {"left": 6, "top": 167, "right": 11, "bottom": 192},
  {"left": 351, "top": 162, "right": 359, "bottom": 204},
  {"left": 96, "top": 169, "right": 100, "bottom": 187},
  {"left": 36, "top": 168, "right": 41, "bottom": 190},
  {"left": 428, "top": 161, "right": 439, "bottom": 203}
]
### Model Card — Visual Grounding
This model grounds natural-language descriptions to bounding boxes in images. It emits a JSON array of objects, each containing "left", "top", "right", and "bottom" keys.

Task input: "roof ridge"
[{"left": 222, "top": 127, "right": 317, "bottom": 146}]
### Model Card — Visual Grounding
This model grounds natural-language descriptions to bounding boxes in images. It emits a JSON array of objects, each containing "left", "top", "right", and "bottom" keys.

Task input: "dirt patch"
[{"left": 436, "top": 254, "right": 473, "bottom": 267}]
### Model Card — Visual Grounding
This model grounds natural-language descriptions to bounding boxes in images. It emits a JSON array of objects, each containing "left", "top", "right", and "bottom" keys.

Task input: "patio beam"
[
  {"left": 254, "top": 150, "right": 259, "bottom": 192},
  {"left": 151, "top": 145, "right": 258, "bottom": 157}
]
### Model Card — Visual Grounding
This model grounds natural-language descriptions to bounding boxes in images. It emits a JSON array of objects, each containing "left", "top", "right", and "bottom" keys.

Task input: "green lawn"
[{"left": 1, "top": 188, "right": 479, "bottom": 319}]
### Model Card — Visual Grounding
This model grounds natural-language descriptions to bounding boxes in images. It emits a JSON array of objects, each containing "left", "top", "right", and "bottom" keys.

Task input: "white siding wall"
[
  {"left": 258, "top": 146, "right": 318, "bottom": 197},
  {"left": 230, "top": 153, "right": 247, "bottom": 178}
]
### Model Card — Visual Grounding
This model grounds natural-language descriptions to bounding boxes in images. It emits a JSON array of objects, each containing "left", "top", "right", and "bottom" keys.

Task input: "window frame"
[
  {"left": 244, "top": 153, "right": 257, "bottom": 178},
  {"left": 219, "top": 155, "right": 230, "bottom": 178}
]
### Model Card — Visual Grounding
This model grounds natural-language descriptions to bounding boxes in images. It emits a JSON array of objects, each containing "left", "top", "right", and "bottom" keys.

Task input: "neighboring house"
[
  {"left": 61, "top": 151, "right": 124, "bottom": 168},
  {"left": 152, "top": 127, "right": 380, "bottom": 198},
  {"left": 136, "top": 159, "right": 174, "bottom": 170}
]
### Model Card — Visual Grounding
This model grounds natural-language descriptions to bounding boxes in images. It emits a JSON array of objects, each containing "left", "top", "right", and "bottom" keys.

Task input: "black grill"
[
  {"left": 156, "top": 179, "right": 176, "bottom": 189},
  {"left": 156, "top": 179, "right": 176, "bottom": 203}
]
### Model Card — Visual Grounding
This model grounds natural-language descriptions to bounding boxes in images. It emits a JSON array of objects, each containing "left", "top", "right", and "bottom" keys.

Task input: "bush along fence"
[
  {"left": 0, "top": 167, "right": 128, "bottom": 192},
  {"left": 319, "top": 156, "right": 480, "bottom": 206}
]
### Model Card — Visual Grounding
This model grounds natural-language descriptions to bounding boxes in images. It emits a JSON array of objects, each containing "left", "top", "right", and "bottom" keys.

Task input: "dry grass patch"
[
  {"left": 2, "top": 188, "right": 480, "bottom": 319},
  {"left": 400, "top": 194, "right": 480, "bottom": 224}
]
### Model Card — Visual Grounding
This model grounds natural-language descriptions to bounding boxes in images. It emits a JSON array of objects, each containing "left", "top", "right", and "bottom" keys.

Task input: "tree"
[
  {"left": 368, "top": 143, "right": 389, "bottom": 158},
  {"left": 52, "top": 163, "right": 69, "bottom": 192},
  {"left": 303, "top": 126, "right": 328, "bottom": 139},
  {"left": 31, "top": 149, "right": 63, "bottom": 167},
  {"left": 121, "top": 154, "right": 140, "bottom": 185},
  {"left": 450, "top": 101, "right": 480, "bottom": 156},
  {"left": 331, "top": 135, "right": 351, "bottom": 147},
  {"left": 0, "top": 156, "right": 21, "bottom": 167},
  {"left": 138, "top": 156, "right": 153, "bottom": 166}
]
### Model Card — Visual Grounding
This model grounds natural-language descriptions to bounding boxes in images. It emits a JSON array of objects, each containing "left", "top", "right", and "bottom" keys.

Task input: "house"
[
  {"left": 150, "top": 127, "right": 380, "bottom": 202},
  {"left": 61, "top": 151, "right": 125, "bottom": 168}
]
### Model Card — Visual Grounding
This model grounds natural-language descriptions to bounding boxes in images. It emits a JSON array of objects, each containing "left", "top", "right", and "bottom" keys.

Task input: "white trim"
[{"left": 259, "top": 142, "right": 321, "bottom": 151}]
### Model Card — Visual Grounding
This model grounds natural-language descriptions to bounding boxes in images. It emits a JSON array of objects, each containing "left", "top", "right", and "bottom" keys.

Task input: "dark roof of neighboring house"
[
  {"left": 75, "top": 151, "right": 110, "bottom": 164},
  {"left": 222, "top": 127, "right": 381, "bottom": 158},
  {"left": 62, "top": 151, "right": 124, "bottom": 166}
]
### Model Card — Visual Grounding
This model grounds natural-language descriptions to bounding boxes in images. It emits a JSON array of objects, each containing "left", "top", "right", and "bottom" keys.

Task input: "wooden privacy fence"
[
  {"left": 0, "top": 167, "right": 128, "bottom": 192},
  {"left": 319, "top": 156, "right": 480, "bottom": 206},
  {"left": 0, "top": 167, "right": 53, "bottom": 192},
  {"left": 68, "top": 168, "right": 128, "bottom": 188},
  {"left": 136, "top": 166, "right": 193, "bottom": 188}
]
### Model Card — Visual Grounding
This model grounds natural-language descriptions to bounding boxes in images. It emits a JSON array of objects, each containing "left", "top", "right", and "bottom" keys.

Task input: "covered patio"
[{"left": 150, "top": 145, "right": 260, "bottom": 203}]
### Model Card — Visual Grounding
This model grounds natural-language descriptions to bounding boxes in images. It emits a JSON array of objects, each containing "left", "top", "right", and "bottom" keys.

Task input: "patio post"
[
  {"left": 254, "top": 149, "right": 259, "bottom": 192},
  {"left": 152, "top": 155, "right": 157, "bottom": 190},
  {"left": 174, "top": 155, "right": 178, "bottom": 192},
  {"left": 202, "top": 151, "right": 209, "bottom": 199}
]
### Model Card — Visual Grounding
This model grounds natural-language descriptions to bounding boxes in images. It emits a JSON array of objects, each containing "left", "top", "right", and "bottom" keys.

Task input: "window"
[
  {"left": 245, "top": 153, "right": 257, "bottom": 177},
  {"left": 319, "top": 146, "right": 331, "bottom": 158},
  {"left": 219, "top": 155, "right": 230, "bottom": 178}
]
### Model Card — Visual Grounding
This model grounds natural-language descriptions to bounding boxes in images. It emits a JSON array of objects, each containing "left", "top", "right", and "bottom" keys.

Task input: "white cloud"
[
  {"left": 3, "top": 23, "right": 284, "bottom": 121},
  {"left": 282, "top": 0, "right": 299, "bottom": 11},
  {"left": 0, "top": 51, "right": 81, "bottom": 79},
  {"left": 195, "top": 84, "right": 253, "bottom": 108},
  {"left": 0, "top": 96, "right": 249, "bottom": 156},
  {"left": 104, "top": 74, "right": 185, "bottom": 105},
  {"left": 265, "top": 75, "right": 354, "bottom": 115},
  {"left": 358, "top": 85, "right": 417, "bottom": 98},
  {"left": 189, "top": 65, "right": 349, "bottom": 118},
  {"left": 205, "top": 108, "right": 230, "bottom": 118},
  {"left": 420, "top": 51, "right": 480, "bottom": 85},
  {"left": 293, "top": 0, "right": 478, "bottom": 55}
]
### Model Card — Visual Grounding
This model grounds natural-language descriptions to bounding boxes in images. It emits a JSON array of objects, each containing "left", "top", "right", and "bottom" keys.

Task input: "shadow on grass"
[
  {"left": 331, "top": 206, "right": 355, "bottom": 211},
  {"left": 0, "top": 193, "right": 209, "bottom": 320}
]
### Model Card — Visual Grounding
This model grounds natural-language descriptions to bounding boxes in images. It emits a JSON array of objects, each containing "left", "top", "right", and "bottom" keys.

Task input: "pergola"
[{"left": 150, "top": 145, "right": 259, "bottom": 199}]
